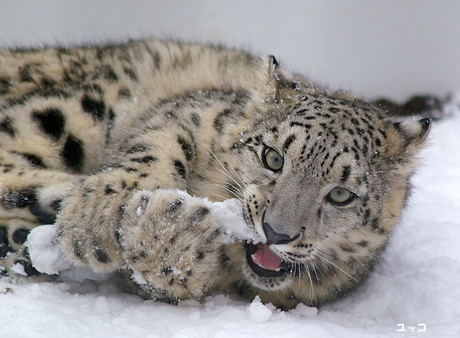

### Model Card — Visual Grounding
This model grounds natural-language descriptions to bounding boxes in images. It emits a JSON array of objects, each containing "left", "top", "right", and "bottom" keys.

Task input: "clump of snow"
[
  {"left": 129, "top": 270, "right": 147, "bottom": 286},
  {"left": 210, "top": 198, "right": 261, "bottom": 244},
  {"left": 11, "top": 262, "right": 28, "bottom": 276},
  {"left": 26, "top": 224, "right": 72, "bottom": 275},
  {"left": 292, "top": 302, "right": 318, "bottom": 317},
  {"left": 246, "top": 296, "right": 273, "bottom": 322},
  {"left": 172, "top": 189, "right": 260, "bottom": 244}
]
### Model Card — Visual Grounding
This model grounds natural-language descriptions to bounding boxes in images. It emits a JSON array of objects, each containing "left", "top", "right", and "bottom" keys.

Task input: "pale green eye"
[
  {"left": 327, "top": 187, "right": 355, "bottom": 205},
  {"left": 262, "top": 147, "right": 284, "bottom": 172}
]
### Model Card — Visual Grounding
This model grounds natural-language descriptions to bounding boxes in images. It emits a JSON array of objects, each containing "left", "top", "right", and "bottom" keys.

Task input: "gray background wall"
[{"left": 0, "top": 0, "right": 458, "bottom": 101}]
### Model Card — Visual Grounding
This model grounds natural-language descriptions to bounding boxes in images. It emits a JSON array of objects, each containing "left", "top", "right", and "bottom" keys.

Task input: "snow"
[
  {"left": 2, "top": 105, "right": 460, "bottom": 337},
  {"left": 210, "top": 198, "right": 261, "bottom": 244},
  {"left": 27, "top": 224, "right": 72, "bottom": 275},
  {"left": 10, "top": 262, "right": 28, "bottom": 276},
  {"left": 246, "top": 296, "right": 273, "bottom": 323}
]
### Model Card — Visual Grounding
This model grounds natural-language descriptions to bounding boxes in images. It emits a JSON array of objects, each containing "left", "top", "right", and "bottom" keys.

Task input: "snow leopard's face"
[{"left": 228, "top": 93, "right": 430, "bottom": 308}]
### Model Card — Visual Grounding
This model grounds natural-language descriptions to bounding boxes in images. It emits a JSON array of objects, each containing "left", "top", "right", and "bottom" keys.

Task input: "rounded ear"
[
  {"left": 380, "top": 117, "right": 431, "bottom": 163},
  {"left": 393, "top": 117, "right": 431, "bottom": 145}
]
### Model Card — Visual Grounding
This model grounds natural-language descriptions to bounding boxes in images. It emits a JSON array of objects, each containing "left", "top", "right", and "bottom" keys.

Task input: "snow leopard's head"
[{"left": 221, "top": 57, "right": 430, "bottom": 310}]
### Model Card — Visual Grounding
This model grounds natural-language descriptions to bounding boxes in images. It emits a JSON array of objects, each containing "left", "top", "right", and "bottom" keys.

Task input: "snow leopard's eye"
[
  {"left": 262, "top": 147, "right": 284, "bottom": 172},
  {"left": 327, "top": 187, "right": 355, "bottom": 206}
]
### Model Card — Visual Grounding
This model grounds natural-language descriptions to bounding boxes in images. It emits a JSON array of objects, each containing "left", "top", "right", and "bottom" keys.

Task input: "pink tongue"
[{"left": 252, "top": 244, "right": 283, "bottom": 271}]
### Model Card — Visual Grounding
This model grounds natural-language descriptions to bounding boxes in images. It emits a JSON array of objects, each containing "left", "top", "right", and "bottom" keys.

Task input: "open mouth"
[{"left": 246, "top": 242, "right": 289, "bottom": 278}]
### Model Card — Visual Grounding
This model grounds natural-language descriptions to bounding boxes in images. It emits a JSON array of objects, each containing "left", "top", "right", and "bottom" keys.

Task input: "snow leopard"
[{"left": 0, "top": 39, "right": 430, "bottom": 310}]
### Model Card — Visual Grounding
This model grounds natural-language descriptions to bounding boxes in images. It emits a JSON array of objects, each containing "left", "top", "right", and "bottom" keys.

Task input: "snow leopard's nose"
[{"left": 262, "top": 222, "right": 299, "bottom": 245}]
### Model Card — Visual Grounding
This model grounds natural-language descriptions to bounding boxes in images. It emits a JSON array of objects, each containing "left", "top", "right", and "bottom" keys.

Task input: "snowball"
[
  {"left": 210, "top": 198, "right": 261, "bottom": 244},
  {"left": 26, "top": 224, "right": 72, "bottom": 275},
  {"left": 246, "top": 296, "right": 273, "bottom": 323}
]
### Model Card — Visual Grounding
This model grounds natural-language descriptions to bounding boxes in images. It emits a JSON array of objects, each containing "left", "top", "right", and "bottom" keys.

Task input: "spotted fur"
[{"left": 0, "top": 39, "right": 429, "bottom": 309}]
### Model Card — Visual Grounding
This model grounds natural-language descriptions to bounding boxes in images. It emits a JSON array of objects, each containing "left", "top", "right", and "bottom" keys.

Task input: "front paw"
[{"left": 120, "top": 190, "right": 221, "bottom": 303}]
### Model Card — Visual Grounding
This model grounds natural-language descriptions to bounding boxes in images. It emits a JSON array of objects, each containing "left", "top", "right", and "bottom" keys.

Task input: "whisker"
[
  {"left": 310, "top": 259, "right": 323, "bottom": 281},
  {"left": 304, "top": 262, "right": 314, "bottom": 302},
  {"left": 307, "top": 252, "right": 324, "bottom": 279},
  {"left": 314, "top": 250, "right": 358, "bottom": 283},
  {"left": 215, "top": 168, "right": 245, "bottom": 193},
  {"left": 196, "top": 136, "right": 245, "bottom": 193},
  {"left": 316, "top": 247, "right": 370, "bottom": 268},
  {"left": 294, "top": 262, "right": 303, "bottom": 295},
  {"left": 214, "top": 193, "right": 240, "bottom": 203},
  {"left": 219, "top": 148, "right": 247, "bottom": 189},
  {"left": 297, "top": 263, "right": 302, "bottom": 293},
  {"left": 208, "top": 183, "right": 244, "bottom": 202},
  {"left": 209, "top": 181, "right": 244, "bottom": 195}
]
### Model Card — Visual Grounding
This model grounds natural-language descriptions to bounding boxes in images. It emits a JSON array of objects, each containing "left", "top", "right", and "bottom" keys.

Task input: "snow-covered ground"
[{"left": 1, "top": 103, "right": 460, "bottom": 338}]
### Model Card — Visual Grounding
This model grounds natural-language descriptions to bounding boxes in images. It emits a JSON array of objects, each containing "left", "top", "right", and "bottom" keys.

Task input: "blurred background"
[{"left": 0, "top": 0, "right": 459, "bottom": 102}]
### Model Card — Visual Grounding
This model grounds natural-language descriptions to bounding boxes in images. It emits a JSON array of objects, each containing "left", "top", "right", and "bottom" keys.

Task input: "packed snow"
[
  {"left": 27, "top": 224, "right": 72, "bottom": 275},
  {"left": 210, "top": 198, "right": 261, "bottom": 244},
  {"left": 1, "top": 101, "right": 460, "bottom": 337}
]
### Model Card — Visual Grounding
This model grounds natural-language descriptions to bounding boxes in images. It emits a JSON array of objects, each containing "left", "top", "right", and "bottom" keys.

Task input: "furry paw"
[{"left": 120, "top": 189, "right": 222, "bottom": 303}]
